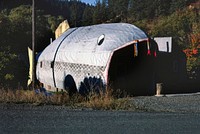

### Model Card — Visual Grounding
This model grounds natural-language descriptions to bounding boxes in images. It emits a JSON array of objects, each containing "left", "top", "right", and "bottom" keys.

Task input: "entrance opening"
[{"left": 108, "top": 41, "right": 156, "bottom": 95}]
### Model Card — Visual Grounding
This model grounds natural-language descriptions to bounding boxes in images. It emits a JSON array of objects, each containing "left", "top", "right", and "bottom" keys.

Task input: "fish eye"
[{"left": 97, "top": 34, "right": 105, "bottom": 46}]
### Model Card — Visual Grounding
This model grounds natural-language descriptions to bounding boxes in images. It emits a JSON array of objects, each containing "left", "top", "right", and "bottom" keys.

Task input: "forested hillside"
[{"left": 0, "top": 0, "right": 199, "bottom": 88}]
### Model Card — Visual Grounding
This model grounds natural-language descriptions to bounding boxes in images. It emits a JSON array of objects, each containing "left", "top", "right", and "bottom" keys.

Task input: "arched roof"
[
  {"left": 57, "top": 23, "right": 147, "bottom": 51},
  {"left": 38, "top": 23, "right": 147, "bottom": 66}
]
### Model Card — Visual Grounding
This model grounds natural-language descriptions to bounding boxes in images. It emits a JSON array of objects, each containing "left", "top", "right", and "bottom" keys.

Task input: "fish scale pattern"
[{"left": 41, "top": 61, "right": 106, "bottom": 88}]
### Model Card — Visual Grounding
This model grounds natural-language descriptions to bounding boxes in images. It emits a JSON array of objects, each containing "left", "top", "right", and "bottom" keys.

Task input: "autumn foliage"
[{"left": 183, "top": 32, "right": 200, "bottom": 72}]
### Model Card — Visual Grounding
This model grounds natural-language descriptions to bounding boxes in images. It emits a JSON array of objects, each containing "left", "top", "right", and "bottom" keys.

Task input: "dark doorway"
[{"left": 108, "top": 41, "right": 157, "bottom": 95}]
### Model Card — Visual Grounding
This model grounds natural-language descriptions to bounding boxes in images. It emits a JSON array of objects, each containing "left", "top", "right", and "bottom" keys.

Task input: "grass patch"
[
  {"left": 0, "top": 89, "right": 70, "bottom": 105},
  {"left": 78, "top": 89, "right": 132, "bottom": 110},
  {"left": 0, "top": 88, "right": 132, "bottom": 110}
]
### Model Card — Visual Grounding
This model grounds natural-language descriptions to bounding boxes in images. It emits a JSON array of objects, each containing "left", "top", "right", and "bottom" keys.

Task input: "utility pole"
[{"left": 32, "top": 0, "right": 35, "bottom": 90}]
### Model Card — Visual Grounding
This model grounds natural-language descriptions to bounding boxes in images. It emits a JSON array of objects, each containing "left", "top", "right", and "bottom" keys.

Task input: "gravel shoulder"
[
  {"left": 1, "top": 93, "right": 200, "bottom": 113},
  {"left": 131, "top": 93, "right": 200, "bottom": 113}
]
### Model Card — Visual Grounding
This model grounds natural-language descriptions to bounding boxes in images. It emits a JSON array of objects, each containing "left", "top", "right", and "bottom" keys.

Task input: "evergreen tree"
[
  {"left": 82, "top": 5, "right": 93, "bottom": 26},
  {"left": 170, "top": 0, "right": 187, "bottom": 13},
  {"left": 93, "top": 0, "right": 101, "bottom": 24}
]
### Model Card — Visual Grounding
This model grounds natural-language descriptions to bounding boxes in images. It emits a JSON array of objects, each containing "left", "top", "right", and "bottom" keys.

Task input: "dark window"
[
  {"left": 40, "top": 62, "right": 42, "bottom": 68},
  {"left": 166, "top": 41, "right": 169, "bottom": 52}
]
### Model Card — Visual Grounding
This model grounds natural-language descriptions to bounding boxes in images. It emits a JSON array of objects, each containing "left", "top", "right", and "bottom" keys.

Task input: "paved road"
[{"left": 0, "top": 104, "right": 200, "bottom": 134}]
